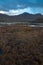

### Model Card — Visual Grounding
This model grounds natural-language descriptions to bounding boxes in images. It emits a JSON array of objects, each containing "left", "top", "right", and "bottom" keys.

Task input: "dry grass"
[{"left": 0, "top": 25, "right": 43, "bottom": 65}]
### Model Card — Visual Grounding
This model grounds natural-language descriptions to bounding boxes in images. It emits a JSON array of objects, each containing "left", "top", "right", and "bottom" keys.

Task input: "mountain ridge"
[{"left": 0, "top": 12, "right": 43, "bottom": 23}]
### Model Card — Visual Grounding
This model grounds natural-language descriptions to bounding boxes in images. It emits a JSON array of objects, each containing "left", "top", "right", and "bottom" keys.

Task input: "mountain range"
[{"left": 0, "top": 12, "right": 43, "bottom": 23}]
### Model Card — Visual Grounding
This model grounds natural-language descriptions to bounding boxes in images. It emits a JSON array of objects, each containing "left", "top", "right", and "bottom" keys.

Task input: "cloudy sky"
[{"left": 0, "top": 0, "right": 43, "bottom": 15}]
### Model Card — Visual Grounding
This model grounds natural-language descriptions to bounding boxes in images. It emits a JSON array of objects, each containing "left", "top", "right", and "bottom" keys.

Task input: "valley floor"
[
  {"left": 0, "top": 22, "right": 43, "bottom": 27},
  {"left": 0, "top": 24, "right": 43, "bottom": 65}
]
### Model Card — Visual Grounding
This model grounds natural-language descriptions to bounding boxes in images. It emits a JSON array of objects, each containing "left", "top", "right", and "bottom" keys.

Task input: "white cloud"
[
  {"left": 0, "top": 8, "right": 31, "bottom": 16},
  {"left": 17, "top": 5, "right": 22, "bottom": 8},
  {"left": 0, "top": 7, "right": 43, "bottom": 16},
  {"left": 0, "top": 11, "right": 8, "bottom": 14}
]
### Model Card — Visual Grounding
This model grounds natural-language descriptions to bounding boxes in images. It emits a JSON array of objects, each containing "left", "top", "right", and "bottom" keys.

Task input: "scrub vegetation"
[{"left": 0, "top": 25, "right": 43, "bottom": 65}]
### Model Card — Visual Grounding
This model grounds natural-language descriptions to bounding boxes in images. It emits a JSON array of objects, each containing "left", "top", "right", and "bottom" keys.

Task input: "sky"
[{"left": 0, "top": 0, "right": 43, "bottom": 15}]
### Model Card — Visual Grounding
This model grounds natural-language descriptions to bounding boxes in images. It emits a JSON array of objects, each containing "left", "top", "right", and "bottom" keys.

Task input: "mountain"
[{"left": 0, "top": 12, "right": 43, "bottom": 23}]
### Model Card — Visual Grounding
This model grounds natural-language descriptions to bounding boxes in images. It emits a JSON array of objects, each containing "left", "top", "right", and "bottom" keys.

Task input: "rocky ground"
[{"left": 0, "top": 25, "right": 43, "bottom": 65}]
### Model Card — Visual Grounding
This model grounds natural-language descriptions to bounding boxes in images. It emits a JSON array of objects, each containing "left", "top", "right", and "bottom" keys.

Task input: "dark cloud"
[{"left": 0, "top": 0, "right": 43, "bottom": 10}]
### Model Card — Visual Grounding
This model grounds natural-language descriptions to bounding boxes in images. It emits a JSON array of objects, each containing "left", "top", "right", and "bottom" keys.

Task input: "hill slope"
[{"left": 0, "top": 12, "right": 43, "bottom": 23}]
